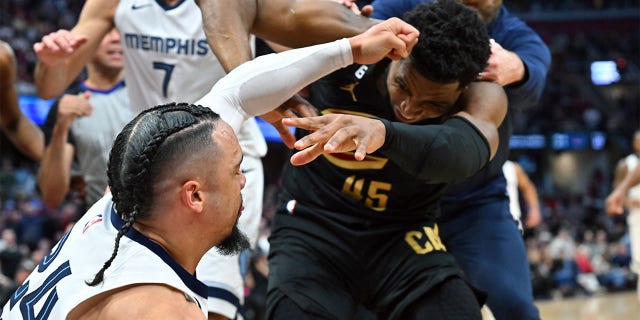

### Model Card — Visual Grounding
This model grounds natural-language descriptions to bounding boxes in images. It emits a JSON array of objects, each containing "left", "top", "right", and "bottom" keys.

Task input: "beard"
[{"left": 215, "top": 224, "right": 250, "bottom": 256}]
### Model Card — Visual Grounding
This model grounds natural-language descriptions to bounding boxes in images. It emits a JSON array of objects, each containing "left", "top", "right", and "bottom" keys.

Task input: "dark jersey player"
[
  {"left": 266, "top": 1, "right": 507, "bottom": 319},
  {"left": 369, "top": 1, "right": 551, "bottom": 319}
]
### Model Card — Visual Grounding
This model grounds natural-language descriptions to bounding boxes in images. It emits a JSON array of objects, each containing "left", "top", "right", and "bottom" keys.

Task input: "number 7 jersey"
[{"left": 115, "top": 0, "right": 227, "bottom": 113}]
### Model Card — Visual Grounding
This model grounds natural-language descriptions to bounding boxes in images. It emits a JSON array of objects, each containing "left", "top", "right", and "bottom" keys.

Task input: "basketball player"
[
  {"left": 503, "top": 159, "right": 541, "bottom": 231},
  {"left": 0, "top": 41, "right": 44, "bottom": 161},
  {"left": 3, "top": 18, "right": 420, "bottom": 318},
  {"left": 33, "top": 1, "right": 385, "bottom": 316},
  {"left": 367, "top": 1, "right": 551, "bottom": 318},
  {"left": 255, "top": 2, "right": 507, "bottom": 318},
  {"left": 607, "top": 129, "right": 640, "bottom": 302}
]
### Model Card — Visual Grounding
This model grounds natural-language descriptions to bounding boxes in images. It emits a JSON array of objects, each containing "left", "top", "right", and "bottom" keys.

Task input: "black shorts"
[{"left": 265, "top": 200, "right": 480, "bottom": 320}]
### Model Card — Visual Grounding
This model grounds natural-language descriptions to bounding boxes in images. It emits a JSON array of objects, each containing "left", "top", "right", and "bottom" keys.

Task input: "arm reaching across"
[
  {"left": 38, "top": 93, "right": 93, "bottom": 207},
  {"left": 0, "top": 41, "right": 44, "bottom": 161},
  {"left": 195, "top": 0, "right": 381, "bottom": 147},
  {"left": 196, "top": 0, "right": 379, "bottom": 72},
  {"left": 284, "top": 82, "right": 507, "bottom": 183},
  {"left": 607, "top": 159, "right": 640, "bottom": 215},
  {"left": 196, "top": 18, "right": 418, "bottom": 132},
  {"left": 513, "top": 161, "right": 541, "bottom": 228},
  {"left": 33, "top": 0, "right": 116, "bottom": 98}
]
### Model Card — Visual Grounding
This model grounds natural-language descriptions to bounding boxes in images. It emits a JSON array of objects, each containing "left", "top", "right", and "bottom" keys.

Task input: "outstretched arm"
[
  {"left": 606, "top": 160, "right": 640, "bottom": 215},
  {"left": 33, "top": 0, "right": 116, "bottom": 99},
  {"left": 0, "top": 42, "right": 44, "bottom": 161},
  {"left": 196, "top": 0, "right": 379, "bottom": 72},
  {"left": 195, "top": 18, "right": 418, "bottom": 132},
  {"left": 38, "top": 93, "right": 93, "bottom": 207},
  {"left": 284, "top": 82, "right": 507, "bottom": 183},
  {"left": 514, "top": 162, "right": 541, "bottom": 228}
]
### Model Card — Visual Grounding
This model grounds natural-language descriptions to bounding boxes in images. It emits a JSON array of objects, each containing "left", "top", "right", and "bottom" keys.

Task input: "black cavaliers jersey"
[{"left": 281, "top": 62, "right": 447, "bottom": 224}]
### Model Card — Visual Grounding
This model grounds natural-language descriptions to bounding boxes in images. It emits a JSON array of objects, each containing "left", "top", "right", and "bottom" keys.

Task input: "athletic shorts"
[
  {"left": 266, "top": 198, "right": 479, "bottom": 320},
  {"left": 196, "top": 155, "right": 263, "bottom": 318}
]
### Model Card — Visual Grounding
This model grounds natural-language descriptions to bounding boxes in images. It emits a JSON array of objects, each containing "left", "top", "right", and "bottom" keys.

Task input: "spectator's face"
[
  {"left": 633, "top": 132, "right": 640, "bottom": 153},
  {"left": 386, "top": 59, "right": 462, "bottom": 124},
  {"left": 458, "top": 0, "right": 502, "bottom": 25},
  {"left": 93, "top": 28, "right": 124, "bottom": 71}
]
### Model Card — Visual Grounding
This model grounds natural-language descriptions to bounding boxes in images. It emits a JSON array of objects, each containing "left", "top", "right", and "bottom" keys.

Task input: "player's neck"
[
  {"left": 163, "top": 0, "right": 181, "bottom": 7},
  {"left": 84, "top": 69, "right": 124, "bottom": 91}
]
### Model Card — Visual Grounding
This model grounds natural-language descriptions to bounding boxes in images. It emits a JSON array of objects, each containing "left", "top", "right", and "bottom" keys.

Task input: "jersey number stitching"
[{"left": 153, "top": 62, "right": 175, "bottom": 98}]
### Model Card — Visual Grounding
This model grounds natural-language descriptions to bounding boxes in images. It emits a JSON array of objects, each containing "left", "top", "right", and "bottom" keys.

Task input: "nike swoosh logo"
[
  {"left": 131, "top": 3, "right": 152, "bottom": 10},
  {"left": 241, "top": 168, "right": 255, "bottom": 174}
]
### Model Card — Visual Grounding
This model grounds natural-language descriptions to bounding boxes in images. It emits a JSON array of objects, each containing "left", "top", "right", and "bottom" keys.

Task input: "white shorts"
[{"left": 196, "top": 155, "right": 264, "bottom": 318}]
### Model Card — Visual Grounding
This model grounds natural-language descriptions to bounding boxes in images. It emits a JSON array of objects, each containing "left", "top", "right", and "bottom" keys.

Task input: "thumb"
[
  {"left": 361, "top": 5, "right": 374, "bottom": 17},
  {"left": 82, "top": 91, "right": 92, "bottom": 100}
]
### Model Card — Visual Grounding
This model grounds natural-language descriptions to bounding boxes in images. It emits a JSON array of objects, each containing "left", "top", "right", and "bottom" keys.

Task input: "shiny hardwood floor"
[
  {"left": 480, "top": 291, "right": 638, "bottom": 320},
  {"left": 536, "top": 291, "right": 639, "bottom": 320}
]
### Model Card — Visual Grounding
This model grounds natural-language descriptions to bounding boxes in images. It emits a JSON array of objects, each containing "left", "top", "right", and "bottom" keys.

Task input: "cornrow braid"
[{"left": 87, "top": 102, "right": 220, "bottom": 286}]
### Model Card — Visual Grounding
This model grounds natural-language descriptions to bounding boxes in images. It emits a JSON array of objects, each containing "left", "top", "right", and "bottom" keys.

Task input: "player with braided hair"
[{"left": 2, "top": 18, "right": 418, "bottom": 319}]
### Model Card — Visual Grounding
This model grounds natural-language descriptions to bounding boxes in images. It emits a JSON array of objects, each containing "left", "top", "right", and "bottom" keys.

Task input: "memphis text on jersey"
[{"left": 124, "top": 33, "right": 209, "bottom": 56}]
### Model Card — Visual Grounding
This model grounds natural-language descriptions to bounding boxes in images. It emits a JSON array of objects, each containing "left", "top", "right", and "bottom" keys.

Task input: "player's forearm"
[
  {"left": 506, "top": 37, "right": 551, "bottom": 109},
  {"left": 8, "top": 117, "right": 44, "bottom": 161},
  {"left": 37, "top": 125, "right": 73, "bottom": 207},
  {"left": 196, "top": 0, "right": 255, "bottom": 72},
  {"left": 521, "top": 184, "right": 540, "bottom": 212},
  {"left": 252, "top": 0, "right": 378, "bottom": 47},
  {"left": 196, "top": 39, "right": 353, "bottom": 132},
  {"left": 618, "top": 165, "right": 640, "bottom": 194},
  {"left": 378, "top": 117, "right": 490, "bottom": 184},
  {"left": 34, "top": 60, "right": 88, "bottom": 99}
]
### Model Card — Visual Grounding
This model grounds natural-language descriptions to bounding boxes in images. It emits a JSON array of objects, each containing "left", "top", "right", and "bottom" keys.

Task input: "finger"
[
  {"left": 295, "top": 103, "right": 319, "bottom": 118},
  {"left": 290, "top": 143, "right": 325, "bottom": 166},
  {"left": 41, "top": 36, "right": 64, "bottom": 53},
  {"left": 361, "top": 5, "right": 374, "bottom": 17},
  {"left": 69, "top": 36, "right": 89, "bottom": 50},
  {"left": 353, "top": 135, "right": 369, "bottom": 160},
  {"left": 282, "top": 116, "right": 327, "bottom": 131},
  {"left": 32, "top": 42, "right": 43, "bottom": 53},
  {"left": 275, "top": 123, "right": 296, "bottom": 149}
]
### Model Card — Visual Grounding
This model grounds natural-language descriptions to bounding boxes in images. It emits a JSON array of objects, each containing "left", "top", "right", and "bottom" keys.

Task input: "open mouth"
[{"left": 107, "top": 50, "right": 124, "bottom": 57}]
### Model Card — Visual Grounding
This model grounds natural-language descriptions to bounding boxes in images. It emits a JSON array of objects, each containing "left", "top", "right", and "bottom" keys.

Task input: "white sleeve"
[{"left": 195, "top": 38, "right": 353, "bottom": 133}]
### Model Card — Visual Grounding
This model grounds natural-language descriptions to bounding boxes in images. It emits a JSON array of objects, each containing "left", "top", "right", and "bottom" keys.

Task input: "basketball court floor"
[{"left": 536, "top": 291, "right": 638, "bottom": 320}]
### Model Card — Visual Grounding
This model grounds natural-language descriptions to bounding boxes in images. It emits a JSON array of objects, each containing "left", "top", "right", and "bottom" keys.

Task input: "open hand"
[
  {"left": 33, "top": 29, "right": 89, "bottom": 66},
  {"left": 282, "top": 113, "right": 386, "bottom": 166}
]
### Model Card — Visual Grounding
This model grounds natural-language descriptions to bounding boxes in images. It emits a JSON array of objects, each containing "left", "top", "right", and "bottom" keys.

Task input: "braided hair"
[
  {"left": 404, "top": 0, "right": 490, "bottom": 88},
  {"left": 86, "top": 102, "right": 220, "bottom": 286}
]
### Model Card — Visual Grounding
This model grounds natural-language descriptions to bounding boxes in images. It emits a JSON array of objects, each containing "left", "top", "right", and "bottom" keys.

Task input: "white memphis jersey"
[
  {"left": 1, "top": 195, "right": 208, "bottom": 319},
  {"left": 503, "top": 160, "right": 522, "bottom": 221},
  {"left": 625, "top": 154, "right": 640, "bottom": 204},
  {"left": 115, "top": 0, "right": 266, "bottom": 157}
]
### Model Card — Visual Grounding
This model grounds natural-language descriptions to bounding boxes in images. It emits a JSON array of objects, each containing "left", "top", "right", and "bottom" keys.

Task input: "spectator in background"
[
  {"left": 0, "top": 229, "right": 22, "bottom": 281},
  {"left": 36, "top": 28, "right": 131, "bottom": 209},
  {"left": 503, "top": 159, "right": 541, "bottom": 231},
  {"left": 606, "top": 129, "right": 640, "bottom": 302},
  {"left": 0, "top": 41, "right": 43, "bottom": 161},
  {"left": 363, "top": 0, "right": 551, "bottom": 318}
]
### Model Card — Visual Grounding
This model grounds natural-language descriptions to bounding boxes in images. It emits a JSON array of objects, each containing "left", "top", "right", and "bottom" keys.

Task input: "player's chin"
[{"left": 215, "top": 226, "right": 250, "bottom": 256}]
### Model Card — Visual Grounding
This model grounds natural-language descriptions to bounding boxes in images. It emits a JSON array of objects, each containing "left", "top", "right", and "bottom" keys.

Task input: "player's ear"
[{"left": 181, "top": 180, "right": 204, "bottom": 213}]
